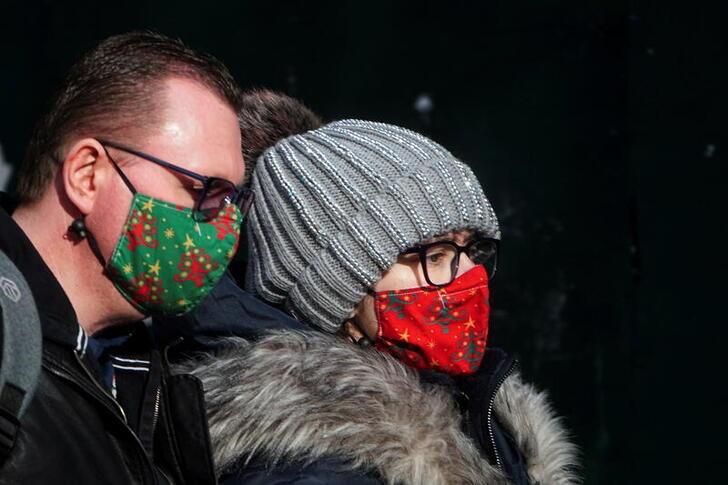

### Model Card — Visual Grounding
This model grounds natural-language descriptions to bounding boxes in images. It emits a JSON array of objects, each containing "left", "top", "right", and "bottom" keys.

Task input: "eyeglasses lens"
[
  {"left": 192, "top": 179, "right": 234, "bottom": 221},
  {"left": 423, "top": 243, "right": 459, "bottom": 286},
  {"left": 468, "top": 239, "right": 498, "bottom": 280}
]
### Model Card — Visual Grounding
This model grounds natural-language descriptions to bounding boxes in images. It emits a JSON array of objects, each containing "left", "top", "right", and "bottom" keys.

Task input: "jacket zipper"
[
  {"left": 152, "top": 386, "right": 161, "bottom": 433},
  {"left": 486, "top": 358, "right": 518, "bottom": 471},
  {"left": 74, "top": 351, "right": 164, "bottom": 484},
  {"left": 43, "top": 351, "right": 161, "bottom": 484},
  {"left": 73, "top": 351, "right": 128, "bottom": 422}
]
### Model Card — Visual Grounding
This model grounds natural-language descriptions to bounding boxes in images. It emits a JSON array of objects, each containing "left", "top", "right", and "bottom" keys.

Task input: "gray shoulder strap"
[{"left": 0, "top": 249, "right": 41, "bottom": 442}]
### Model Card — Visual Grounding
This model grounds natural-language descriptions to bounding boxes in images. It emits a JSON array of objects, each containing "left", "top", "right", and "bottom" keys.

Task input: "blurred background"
[{"left": 1, "top": 1, "right": 725, "bottom": 482}]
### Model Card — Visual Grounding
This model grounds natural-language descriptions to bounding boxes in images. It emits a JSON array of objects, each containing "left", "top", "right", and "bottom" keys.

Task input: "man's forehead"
[{"left": 142, "top": 77, "right": 244, "bottom": 184}]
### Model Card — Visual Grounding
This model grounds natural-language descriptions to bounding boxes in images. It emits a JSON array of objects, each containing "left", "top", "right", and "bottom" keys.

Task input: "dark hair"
[
  {"left": 238, "top": 89, "right": 322, "bottom": 184},
  {"left": 16, "top": 31, "right": 242, "bottom": 203}
]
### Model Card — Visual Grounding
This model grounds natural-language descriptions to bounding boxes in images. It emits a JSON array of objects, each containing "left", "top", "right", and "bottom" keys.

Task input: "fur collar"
[{"left": 178, "top": 331, "right": 579, "bottom": 484}]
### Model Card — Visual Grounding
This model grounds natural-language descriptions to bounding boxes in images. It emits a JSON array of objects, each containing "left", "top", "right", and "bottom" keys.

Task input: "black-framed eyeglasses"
[
  {"left": 402, "top": 238, "right": 499, "bottom": 287},
  {"left": 98, "top": 139, "right": 254, "bottom": 222}
]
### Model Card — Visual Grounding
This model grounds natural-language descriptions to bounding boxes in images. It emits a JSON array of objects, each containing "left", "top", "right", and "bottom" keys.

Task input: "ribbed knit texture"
[{"left": 245, "top": 120, "right": 500, "bottom": 333}]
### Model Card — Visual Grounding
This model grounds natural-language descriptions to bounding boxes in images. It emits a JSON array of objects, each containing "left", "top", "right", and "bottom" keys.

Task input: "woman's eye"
[{"left": 426, "top": 251, "right": 447, "bottom": 264}]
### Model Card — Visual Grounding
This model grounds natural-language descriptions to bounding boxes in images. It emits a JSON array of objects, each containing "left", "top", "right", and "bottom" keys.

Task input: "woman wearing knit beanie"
[{"left": 180, "top": 120, "right": 579, "bottom": 484}]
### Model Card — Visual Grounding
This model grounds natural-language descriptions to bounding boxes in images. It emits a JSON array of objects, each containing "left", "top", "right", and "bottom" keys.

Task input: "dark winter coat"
[
  {"left": 178, "top": 330, "right": 580, "bottom": 484},
  {"left": 152, "top": 271, "right": 305, "bottom": 356},
  {"left": 0, "top": 198, "right": 216, "bottom": 484}
]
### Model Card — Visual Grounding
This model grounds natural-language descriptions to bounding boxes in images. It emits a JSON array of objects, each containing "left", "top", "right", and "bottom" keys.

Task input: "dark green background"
[{"left": 1, "top": 1, "right": 725, "bottom": 482}]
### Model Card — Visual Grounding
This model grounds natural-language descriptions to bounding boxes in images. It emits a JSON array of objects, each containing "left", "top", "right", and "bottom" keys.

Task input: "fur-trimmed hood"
[{"left": 178, "top": 331, "right": 579, "bottom": 484}]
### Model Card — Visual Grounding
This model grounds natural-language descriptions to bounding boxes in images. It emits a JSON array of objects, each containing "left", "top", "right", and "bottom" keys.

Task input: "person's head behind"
[
  {"left": 245, "top": 120, "right": 500, "bottom": 373},
  {"left": 238, "top": 89, "right": 322, "bottom": 185},
  {"left": 16, "top": 30, "right": 242, "bottom": 204}
]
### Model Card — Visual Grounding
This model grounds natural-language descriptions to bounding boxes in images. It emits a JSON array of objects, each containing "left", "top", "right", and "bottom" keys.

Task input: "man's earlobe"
[{"left": 62, "top": 139, "right": 107, "bottom": 215}]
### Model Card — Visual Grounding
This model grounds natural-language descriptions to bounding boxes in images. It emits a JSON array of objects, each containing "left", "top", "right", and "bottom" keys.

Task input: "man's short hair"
[
  {"left": 16, "top": 31, "right": 242, "bottom": 203},
  {"left": 238, "top": 89, "right": 322, "bottom": 184}
]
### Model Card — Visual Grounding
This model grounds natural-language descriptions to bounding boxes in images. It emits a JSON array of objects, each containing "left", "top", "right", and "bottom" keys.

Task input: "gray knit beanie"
[{"left": 245, "top": 119, "right": 500, "bottom": 333}]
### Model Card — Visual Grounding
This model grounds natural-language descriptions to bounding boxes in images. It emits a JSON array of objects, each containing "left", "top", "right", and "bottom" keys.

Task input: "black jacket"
[
  {"left": 160, "top": 283, "right": 545, "bottom": 484},
  {"left": 152, "top": 270, "right": 305, "bottom": 357},
  {"left": 0, "top": 197, "right": 216, "bottom": 484},
  {"left": 423, "top": 348, "right": 530, "bottom": 484}
]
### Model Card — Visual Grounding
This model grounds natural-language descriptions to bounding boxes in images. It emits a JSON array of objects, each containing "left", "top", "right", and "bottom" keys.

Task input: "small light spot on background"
[{"left": 414, "top": 93, "right": 434, "bottom": 114}]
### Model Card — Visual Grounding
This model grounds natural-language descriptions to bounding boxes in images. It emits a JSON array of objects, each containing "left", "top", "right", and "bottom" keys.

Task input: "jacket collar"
[
  {"left": 185, "top": 330, "right": 509, "bottom": 483},
  {"left": 0, "top": 193, "right": 82, "bottom": 349},
  {"left": 418, "top": 347, "right": 518, "bottom": 412},
  {"left": 456, "top": 347, "right": 518, "bottom": 410},
  {"left": 190, "top": 331, "right": 579, "bottom": 484}
]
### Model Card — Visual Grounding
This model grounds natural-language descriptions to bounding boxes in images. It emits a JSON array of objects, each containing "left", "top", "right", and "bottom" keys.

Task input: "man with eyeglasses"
[{"left": 0, "top": 32, "right": 247, "bottom": 483}]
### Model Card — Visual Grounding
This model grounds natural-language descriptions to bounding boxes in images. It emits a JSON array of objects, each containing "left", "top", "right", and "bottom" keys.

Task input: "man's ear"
[{"left": 61, "top": 138, "right": 109, "bottom": 215}]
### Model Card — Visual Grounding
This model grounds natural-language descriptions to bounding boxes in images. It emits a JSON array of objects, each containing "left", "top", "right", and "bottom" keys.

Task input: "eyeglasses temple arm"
[
  {"left": 98, "top": 139, "right": 208, "bottom": 184},
  {"left": 102, "top": 148, "right": 137, "bottom": 195}
]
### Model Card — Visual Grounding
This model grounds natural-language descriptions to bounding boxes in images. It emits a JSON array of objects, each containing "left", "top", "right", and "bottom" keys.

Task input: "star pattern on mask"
[
  {"left": 164, "top": 228, "right": 175, "bottom": 239},
  {"left": 464, "top": 317, "right": 476, "bottom": 330},
  {"left": 122, "top": 263, "right": 133, "bottom": 274},
  {"left": 182, "top": 234, "right": 196, "bottom": 250},
  {"left": 398, "top": 327, "right": 410, "bottom": 342},
  {"left": 140, "top": 199, "right": 155, "bottom": 212},
  {"left": 147, "top": 260, "right": 161, "bottom": 276}
]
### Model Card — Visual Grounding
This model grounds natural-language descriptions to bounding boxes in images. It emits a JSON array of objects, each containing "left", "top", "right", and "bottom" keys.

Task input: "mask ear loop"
[
  {"left": 343, "top": 290, "right": 378, "bottom": 348},
  {"left": 67, "top": 145, "right": 136, "bottom": 269},
  {"left": 68, "top": 216, "right": 107, "bottom": 268}
]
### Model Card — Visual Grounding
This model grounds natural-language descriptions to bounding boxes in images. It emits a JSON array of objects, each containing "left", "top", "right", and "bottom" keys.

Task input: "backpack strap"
[{"left": 0, "top": 249, "right": 41, "bottom": 464}]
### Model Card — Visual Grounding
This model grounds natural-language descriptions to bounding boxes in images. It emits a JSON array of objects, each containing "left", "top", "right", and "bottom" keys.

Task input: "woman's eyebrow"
[
  {"left": 421, "top": 233, "right": 456, "bottom": 244},
  {"left": 419, "top": 230, "right": 475, "bottom": 245}
]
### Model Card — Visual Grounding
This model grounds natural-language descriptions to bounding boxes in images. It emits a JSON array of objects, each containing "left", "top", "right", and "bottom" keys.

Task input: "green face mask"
[{"left": 106, "top": 193, "right": 241, "bottom": 316}]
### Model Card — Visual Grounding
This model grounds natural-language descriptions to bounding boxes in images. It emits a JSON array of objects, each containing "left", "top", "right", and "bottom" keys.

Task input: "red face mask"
[{"left": 373, "top": 265, "right": 490, "bottom": 375}]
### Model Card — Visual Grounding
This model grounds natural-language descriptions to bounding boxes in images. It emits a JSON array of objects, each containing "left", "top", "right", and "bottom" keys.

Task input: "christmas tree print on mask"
[
  {"left": 377, "top": 292, "right": 420, "bottom": 319},
  {"left": 124, "top": 210, "right": 159, "bottom": 251},
  {"left": 173, "top": 248, "right": 219, "bottom": 287},
  {"left": 451, "top": 326, "right": 488, "bottom": 372},
  {"left": 374, "top": 265, "right": 491, "bottom": 375},
  {"left": 423, "top": 293, "right": 468, "bottom": 334},
  {"left": 107, "top": 193, "right": 241, "bottom": 316}
]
